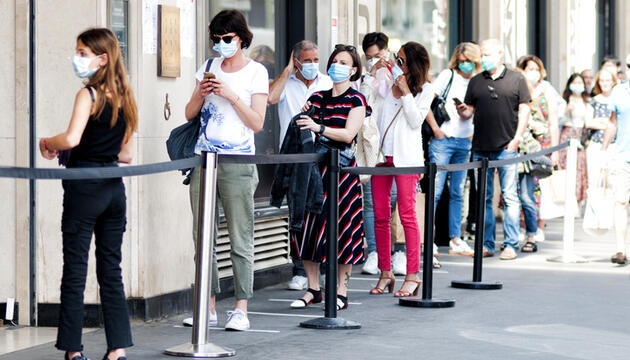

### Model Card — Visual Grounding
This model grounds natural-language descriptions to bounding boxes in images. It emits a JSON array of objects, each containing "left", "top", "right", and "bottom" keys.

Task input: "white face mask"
[
  {"left": 525, "top": 70, "right": 540, "bottom": 84},
  {"left": 366, "top": 58, "right": 379, "bottom": 71},
  {"left": 569, "top": 83, "right": 585, "bottom": 94},
  {"left": 72, "top": 55, "right": 100, "bottom": 78}
]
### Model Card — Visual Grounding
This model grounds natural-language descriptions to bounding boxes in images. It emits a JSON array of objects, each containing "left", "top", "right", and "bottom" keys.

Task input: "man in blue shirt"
[{"left": 602, "top": 77, "right": 630, "bottom": 265}]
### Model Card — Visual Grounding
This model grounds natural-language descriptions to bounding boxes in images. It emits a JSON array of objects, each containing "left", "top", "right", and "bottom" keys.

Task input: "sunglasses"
[
  {"left": 394, "top": 53, "right": 405, "bottom": 67},
  {"left": 211, "top": 34, "right": 236, "bottom": 44},
  {"left": 335, "top": 44, "right": 356, "bottom": 52},
  {"left": 487, "top": 85, "right": 499, "bottom": 100}
]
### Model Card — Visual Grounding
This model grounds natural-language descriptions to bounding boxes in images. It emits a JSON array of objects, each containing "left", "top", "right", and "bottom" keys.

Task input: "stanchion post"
[
  {"left": 165, "top": 151, "right": 235, "bottom": 357},
  {"left": 548, "top": 138, "right": 587, "bottom": 263},
  {"left": 300, "top": 149, "right": 361, "bottom": 329},
  {"left": 400, "top": 163, "right": 455, "bottom": 308},
  {"left": 451, "top": 157, "right": 502, "bottom": 290}
]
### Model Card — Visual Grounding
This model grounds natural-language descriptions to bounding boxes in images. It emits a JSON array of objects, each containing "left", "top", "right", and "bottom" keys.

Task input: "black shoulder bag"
[{"left": 422, "top": 69, "right": 455, "bottom": 140}]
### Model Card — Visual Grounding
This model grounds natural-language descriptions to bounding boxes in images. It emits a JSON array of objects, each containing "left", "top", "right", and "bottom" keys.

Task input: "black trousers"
[{"left": 56, "top": 170, "right": 132, "bottom": 352}]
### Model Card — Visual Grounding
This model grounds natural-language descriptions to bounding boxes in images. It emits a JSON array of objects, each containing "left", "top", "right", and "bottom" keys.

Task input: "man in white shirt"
[
  {"left": 268, "top": 40, "right": 332, "bottom": 290},
  {"left": 268, "top": 40, "right": 333, "bottom": 146}
]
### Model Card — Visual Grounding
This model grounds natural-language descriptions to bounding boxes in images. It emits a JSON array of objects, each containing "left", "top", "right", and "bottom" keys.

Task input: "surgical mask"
[
  {"left": 569, "top": 83, "right": 585, "bottom": 94},
  {"left": 298, "top": 61, "right": 319, "bottom": 80},
  {"left": 458, "top": 61, "right": 474, "bottom": 74},
  {"left": 213, "top": 39, "right": 238, "bottom": 58},
  {"left": 391, "top": 65, "right": 404, "bottom": 81},
  {"left": 481, "top": 56, "right": 496, "bottom": 72},
  {"left": 72, "top": 55, "right": 100, "bottom": 79},
  {"left": 366, "top": 58, "right": 379, "bottom": 71},
  {"left": 586, "top": 85, "right": 594, "bottom": 93},
  {"left": 328, "top": 63, "right": 353, "bottom": 83},
  {"left": 525, "top": 70, "right": 541, "bottom": 83}
]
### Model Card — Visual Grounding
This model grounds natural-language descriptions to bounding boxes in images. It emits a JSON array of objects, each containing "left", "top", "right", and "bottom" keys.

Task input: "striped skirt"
[{"left": 290, "top": 158, "right": 365, "bottom": 265}]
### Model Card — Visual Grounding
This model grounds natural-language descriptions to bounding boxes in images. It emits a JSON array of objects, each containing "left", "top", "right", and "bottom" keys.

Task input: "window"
[
  {"left": 108, "top": 0, "right": 129, "bottom": 68},
  {"left": 382, "top": 0, "right": 450, "bottom": 78}
]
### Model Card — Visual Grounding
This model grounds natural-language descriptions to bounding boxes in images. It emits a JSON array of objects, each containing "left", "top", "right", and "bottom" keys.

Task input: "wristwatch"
[{"left": 318, "top": 124, "right": 326, "bottom": 135}]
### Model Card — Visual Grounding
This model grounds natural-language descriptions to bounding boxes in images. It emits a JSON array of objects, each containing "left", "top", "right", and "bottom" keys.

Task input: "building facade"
[{"left": 2, "top": 0, "right": 629, "bottom": 325}]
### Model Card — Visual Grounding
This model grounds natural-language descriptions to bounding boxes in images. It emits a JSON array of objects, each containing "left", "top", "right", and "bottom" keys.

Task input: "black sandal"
[
  {"left": 336, "top": 295, "right": 349, "bottom": 310},
  {"left": 290, "top": 288, "right": 322, "bottom": 309},
  {"left": 102, "top": 355, "right": 127, "bottom": 360},
  {"left": 521, "top": 241, "right": 538, "bottom": 253},
  {"left": 65, "top": 352, "right": 89, "bottom": 360}
]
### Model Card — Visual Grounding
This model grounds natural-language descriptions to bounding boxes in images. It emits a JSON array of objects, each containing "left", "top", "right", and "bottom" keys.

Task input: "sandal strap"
[{"left": 306, "top": 288, "right": 321, "bottom": 297}]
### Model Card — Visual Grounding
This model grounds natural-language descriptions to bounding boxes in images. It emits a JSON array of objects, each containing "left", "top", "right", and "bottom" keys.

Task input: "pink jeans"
[{"left": 371, "top": 157, "right": 421, "bottom": 274}]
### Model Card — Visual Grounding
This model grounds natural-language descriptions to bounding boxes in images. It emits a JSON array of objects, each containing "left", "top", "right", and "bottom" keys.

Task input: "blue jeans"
[
  {"left": 518, "top": 173, "right": 538, "bottom": 237},
  {"left": 472, "top": 149, "right": 520, "bottom": 252},
  {"left": 362, "top": 180, "right": 397, "bottom": 254},
  {"left": 429, "top": 137, "right": 471, "bottom": 239}
]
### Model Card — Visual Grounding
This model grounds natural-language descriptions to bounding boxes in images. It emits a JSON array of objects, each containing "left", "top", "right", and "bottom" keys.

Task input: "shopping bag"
[{"left": 582, "top": 170, "right": 614, "bottom": 235}]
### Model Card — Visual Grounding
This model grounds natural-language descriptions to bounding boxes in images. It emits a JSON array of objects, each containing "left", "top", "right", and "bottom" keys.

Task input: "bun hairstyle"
[{"left": 78, "top": 28, "right": 137, "bottom": 141}]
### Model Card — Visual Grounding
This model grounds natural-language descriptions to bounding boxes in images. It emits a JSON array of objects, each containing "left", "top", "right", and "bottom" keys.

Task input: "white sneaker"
[
  {"left": 319, "top": 273, "right": 326, "bottom": 288},
  {"left": 391, "top": 251, "right": 406, "bottom": 275},
  {"left": 361, "top": 251, "right": 380, "bottom": 275},
  {"left": 534, "top": 229, "right": 545, "bottom": 242},
  {"left": 448, "top": 239, "right": 474, "bottom": 256},
  {"left": 182, "top": 311, "right": 218, "bottom": 327},
  {"left": 287, "top": 275, "right": 307, "bottom": 291},
  {"left": 225, "top": 309, "right": 250, "bottom": 331}
]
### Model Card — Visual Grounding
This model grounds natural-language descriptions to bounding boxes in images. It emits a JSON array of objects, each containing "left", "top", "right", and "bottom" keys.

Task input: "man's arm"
[
  {"left": 268, "top": 52, "right": 294, "bottom": 104},
  {"left": 601, "top": 111, "right": 618, "bottom": 151},
  {"left": 506, "top": 103, "right": 530, "bottom": 152}
]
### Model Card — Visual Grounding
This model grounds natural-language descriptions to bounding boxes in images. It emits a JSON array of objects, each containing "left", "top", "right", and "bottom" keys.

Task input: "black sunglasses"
[
  {"left": 488, "top": 85, "right": 499, "bottom": 100},
  {"left": 211, "top": 34, "right": 235, "bottom": 44},
  {"left": 394, "top": 53, "right": 405, "bottom": 67},
  {"left": 335, "top": 44, "right": 356, "bottom": 52}
]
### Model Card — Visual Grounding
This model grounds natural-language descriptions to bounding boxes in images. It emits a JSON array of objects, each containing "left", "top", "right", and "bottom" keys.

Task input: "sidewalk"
[{"left": 3, "top": 217, "right": 630, "bottom": 360}]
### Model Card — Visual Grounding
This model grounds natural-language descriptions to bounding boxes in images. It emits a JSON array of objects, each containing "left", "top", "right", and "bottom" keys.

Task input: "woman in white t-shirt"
[
  {"left": 427, "top": 42, "right": 481, "bottom": 256},
  {"left": 183, "top": 9, "right": 269, "bottom": 331}
]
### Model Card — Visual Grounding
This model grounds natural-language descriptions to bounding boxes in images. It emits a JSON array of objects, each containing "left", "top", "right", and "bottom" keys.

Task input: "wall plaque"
[{"left": 158, "top": 5, "right": 181, "bottom": 77}]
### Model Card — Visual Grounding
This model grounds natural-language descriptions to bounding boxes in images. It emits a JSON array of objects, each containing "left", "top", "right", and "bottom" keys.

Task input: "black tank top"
[{"left": 68, "top": 89, "right": 127, "bottom": 166}]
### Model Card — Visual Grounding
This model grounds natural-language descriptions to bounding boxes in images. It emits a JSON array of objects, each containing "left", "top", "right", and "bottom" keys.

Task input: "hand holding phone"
[
  {"left": 453, "top": 97, "right": 462, "bottom": 105},
  {"left": 203, "top": 72, "right": 216, "bottom": 80}
]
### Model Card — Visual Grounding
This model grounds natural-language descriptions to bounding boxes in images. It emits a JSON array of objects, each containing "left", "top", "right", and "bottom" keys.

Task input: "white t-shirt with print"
[
  {"left": 432, "top": 69, "right": 474, "bottom": 138},
  {"left": 194, "top": 57, "right": 269, "bottom": 155}
]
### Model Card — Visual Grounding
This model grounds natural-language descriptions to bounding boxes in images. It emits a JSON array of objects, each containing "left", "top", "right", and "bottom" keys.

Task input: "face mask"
[
  {"left": 366, "top": 58, "right": 379, "bottom": 71},
  {"left": 569, "top": 83, "right": 585, "bottom": 94},
  {"left": 458, "top": 61, "right": 474, "bottom": 74},
  {"left": 297, "top": 61, "right": 319, "bottom": 80},
  {"left": 586, "top": 85, "right": 594, "bottom": 93},
  {"left": 481, "top": 56, "right": 496, "bottom": 72},
  {"left": 525, "top": 70, "right": 541, "bottom": 83},
  {"left": 73, "top": 55, "right": 100, "bottom": 79},
  {"left": 328, "top": 63, "right": 353, "bottom": 83},
  {"left": 391, "top": 65, "right": 404, "bottom": 81},
  {"left": 213, "top": 39, "right": 238, "bottom": 58}
]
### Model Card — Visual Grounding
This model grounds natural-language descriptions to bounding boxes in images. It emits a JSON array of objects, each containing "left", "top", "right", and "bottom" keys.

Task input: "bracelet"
[
  {"left": 318, "top": 124, "right": 325, "bottom": 135},
  {"left": 43, "top": 138, "right": 51, "bottom": 151}
]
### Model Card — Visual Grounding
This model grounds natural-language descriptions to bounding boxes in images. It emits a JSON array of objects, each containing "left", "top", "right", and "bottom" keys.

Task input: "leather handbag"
[{"left": 422, "top": 69, "right": 454, "bottom": 140}]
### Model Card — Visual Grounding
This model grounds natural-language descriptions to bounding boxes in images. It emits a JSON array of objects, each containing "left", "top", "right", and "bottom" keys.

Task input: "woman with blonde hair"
[
  {"left": 426, "top": 42, "right": 481, "bottom": 256},
  {"left": 39, "top": 28, "right": 137, "bottom": 360}
]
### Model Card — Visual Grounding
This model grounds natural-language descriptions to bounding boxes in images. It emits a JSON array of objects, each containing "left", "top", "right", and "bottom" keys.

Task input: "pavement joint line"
[
  {"left": 267, "top": 298, "right": 362, "bottom": 305},
  {"left": 173, "top": 325, "right": 281, "bottom": 333},
  {"left": 247, "top": 311, "right": 323, "bottom": 318}
]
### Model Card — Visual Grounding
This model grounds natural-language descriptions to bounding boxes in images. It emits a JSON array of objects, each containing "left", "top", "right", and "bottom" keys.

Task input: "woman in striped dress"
[{"left": 290, "top": 44, "right": 370, "bottom": 310}]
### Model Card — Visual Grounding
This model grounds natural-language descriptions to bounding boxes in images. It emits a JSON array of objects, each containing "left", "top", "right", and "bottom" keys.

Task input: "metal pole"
[
  {"left": 400, "top": 163, "right": 455, "bottom": 308},
  {"left": 28, "top": 0, "right": 37, "bottom": 326},
  {"left": 165, "top": 151, "right": 235, "bottom": 357},
  {"left": 300, "top": 149, "right": 360, "bottom": 329},
  {"left": 451, "top": 157, "right": 502, "bottom": 290},
  {"left": 548, "top": 138, "right": 587, "bottom": 263}
]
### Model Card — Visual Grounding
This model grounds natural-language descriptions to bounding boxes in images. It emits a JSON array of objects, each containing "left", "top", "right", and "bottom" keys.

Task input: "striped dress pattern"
[{"left": 290, "top": 88, "right": 371, "bottom": 265}]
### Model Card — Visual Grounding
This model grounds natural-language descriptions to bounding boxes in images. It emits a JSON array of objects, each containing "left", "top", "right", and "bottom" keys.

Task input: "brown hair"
[
  {"left": 326, "top": 45, "right": 362, "bottom": 82},
  {"left": 518, "top": 55, "right": 547, "bottom": 80},
  {"left": 447, "top": 42, "right": 481, "bottom": 72},
  {"left": 78, "top": 28, "right": 138, "bottom": 142},
  {"left": 592, "top": 68, "right": 618, "bottom": 95},
  {"left": 400, "top": 42, "right": 430, "bottom": 96}
]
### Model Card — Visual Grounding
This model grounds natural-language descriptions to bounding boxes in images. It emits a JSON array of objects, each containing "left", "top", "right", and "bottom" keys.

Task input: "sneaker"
[
  {"left": 225, "top": 309, "right": 250, "bottom": 331},
  {"left": 287, "top": 275, "right": 307, "bottom": 291},
  {"left": 482, "top": 247, "right": 494, "bottom": 257},
  {"left": 499, "top": 247, "right": 518, "bottom": 260},
  {"left": 449, "top": 239, "right": 474, "bottom": 256},
  {"left": 182, "top": 311, "right": 218, "bottom": 327},
  {"left": 391, "top": 251, "right": 406, "bottom": 275},
  {"left": 534, "top": 229, "right": 545, "bottom": 242},
  {"left": 319, "top": 273, "right": 326, "bottom": 288},
  {"left": 361, "top": 251, "right": 380, "bottom": 275},
  {"left": 611, "top": 252, "right": 628, "bottom": 265}
]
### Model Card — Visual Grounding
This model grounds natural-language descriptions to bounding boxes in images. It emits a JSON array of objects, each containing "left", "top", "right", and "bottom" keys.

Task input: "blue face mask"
[
  {"left": 391, "top": 65, "right": 404, "bottom": 80},
  {"left": 458, "top": 61, "right": 475, "bottom": 74},
  {"left": 298, "top": 61, "right": 319, "bottom": 80},
  {"left": 481, "top": 56, "right": 496, "bottom": 72},
  {"left": 213, "top": 40, "right": 238, "bottom": 58},
  {"left": 73, "top": 55, "right": 100, "bottom": 79},
  {"left": 327, "top": 63, "right": 353, "bottom": 83}
]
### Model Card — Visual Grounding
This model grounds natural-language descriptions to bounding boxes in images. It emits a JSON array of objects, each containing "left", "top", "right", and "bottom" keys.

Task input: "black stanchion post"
[
  {"left": 451, "top": 157, "right": 502, "bottom": 290},
  {"left": 399, "top": 163, "right": 455, "bottom": 308},
  {"left": 300, "top": 149, "right": 361, "bottom": 329}
]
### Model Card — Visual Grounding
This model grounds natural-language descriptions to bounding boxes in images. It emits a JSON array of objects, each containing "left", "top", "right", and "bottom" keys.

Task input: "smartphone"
[
  {"left": 453, "top": 98, "right": 463, "bottom": 105},
  {"left": 203, "top": 72, "right": 215, "bottom": 80}
]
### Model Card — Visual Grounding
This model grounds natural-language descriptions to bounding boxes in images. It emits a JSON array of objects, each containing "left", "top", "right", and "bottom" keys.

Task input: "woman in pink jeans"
[{"left": 370, "top": 42, "right": 434, "bottom": 297}]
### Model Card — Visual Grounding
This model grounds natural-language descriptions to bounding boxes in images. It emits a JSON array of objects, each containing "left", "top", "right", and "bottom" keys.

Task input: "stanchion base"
[
  {"left": 164, "top": 343, "right": 235, "bottom": 358},
  {"left": 451, "top": 280, "right": 503, "bottom": 290},
  {"left": 398, "top": 297, "right": 456, "bottom": 308},
  {"left": 299, "top": 317, "right": 361, "bottom": 330},
  {"left": 547, "top": 255, "right": 588, "bottom": 263}
]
